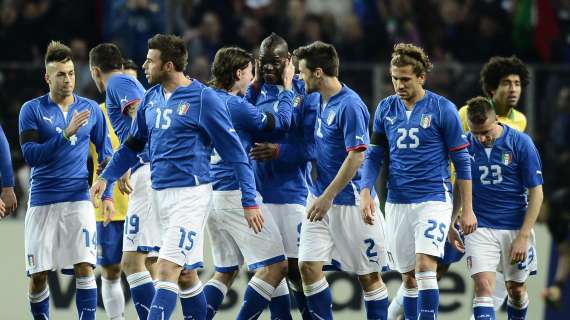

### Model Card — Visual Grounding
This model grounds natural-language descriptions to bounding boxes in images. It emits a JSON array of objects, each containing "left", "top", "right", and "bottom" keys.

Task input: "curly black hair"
[{"left": 480, "top": 56, "right": 529, "bottom": 97}]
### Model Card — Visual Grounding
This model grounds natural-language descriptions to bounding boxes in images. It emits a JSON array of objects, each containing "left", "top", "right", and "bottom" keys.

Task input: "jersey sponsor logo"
[
  {"left": 326, "top": 110, "right": 336, "bottom": 125},
  {"left": 469, "top": 153, "right": 476, "bottom": 162},
  {"left": 501, "top": 151, "right": 512, "bottom": 166},
  {"left": 385, "top": 116, "right": 395, "bottom": 125},
  {"left": 120, "top": 96, "right": 128, "bottom": 105},
  {"left": 355, "top": 135, "right": 365, "bottom": 142},
  {"left": 177, "top": 102, "right": 190, "bottom": 115},
  {"left": 293, "top": 95, "right": 302, "bottom": 107},
  {"left": 42, "top": 116, "right": 53, "bottom": 124},
  {"left": 420, "top": 114, "right": 432, "bottom": 128}
]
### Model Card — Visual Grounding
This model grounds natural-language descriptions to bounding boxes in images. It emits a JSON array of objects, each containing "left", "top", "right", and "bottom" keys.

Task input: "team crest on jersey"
[
  {"left": 177, "top": 102, "right": 190, "bottom": 115},
  {"left": 27, "top": 254, "right": 35, "bottom": 268},
  {"left": 501, "top": 151, "right": 512, "bottom": 165},
  {"left": 293, "top": 95, "right": 302, "bottom": 107},
  {"left": 327, "top": 111, "right": 336, "bottom": 125},
  {"left": 420, "top": 114, "right": 432, "bottom": 128}
]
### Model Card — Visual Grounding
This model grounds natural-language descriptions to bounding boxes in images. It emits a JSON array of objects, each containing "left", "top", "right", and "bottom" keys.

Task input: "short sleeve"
[
  {"left": 440, "top": 99, "right": 469, "bottom": 151},
  {"left": 518, "top": 134, "right": 543, "bottom": 188},
  {"left": 340, "top": 98, "right": 369, "bottom": 152}
]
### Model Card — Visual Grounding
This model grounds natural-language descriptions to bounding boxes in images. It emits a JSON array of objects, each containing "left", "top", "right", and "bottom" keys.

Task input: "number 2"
[
  {"left": 396, "top": 128, "right": 419, "bottom": 149},
  {"left": 364, "top": 238, "right": 378, "bottom": 258},
  {"left": 479, "top": 165, "right": 502, "bottom": 185}
]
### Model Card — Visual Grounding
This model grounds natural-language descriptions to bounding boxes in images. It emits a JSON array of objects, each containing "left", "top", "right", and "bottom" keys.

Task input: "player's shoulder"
[
  {"left": 108, "top": 73, "right": 143, "bottom": 90},
  {"left": 75, "top": 94, "right": 99, "bottom": 110},
  {"left": 21, "top": 94, "right": 48, "bottom": 113},
  {"left": 506, "top": 125, "right": 535, "bottom": 150},
  {"left": 426, "top": 90, "right": 457, "bottom": 112},
  {"left": 338, "top": 85, "right": 366, "bottom": 109},
  {"left": 458, "top": 104, "right": 468, "bottom": 116}
]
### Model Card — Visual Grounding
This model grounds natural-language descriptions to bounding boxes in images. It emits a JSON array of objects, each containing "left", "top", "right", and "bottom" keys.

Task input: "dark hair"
[
  {"left": 260, "top": 32, "right": 289, "bottom": 53},
  {"left": 210, "top": 47, "right": 253, "bottom": 90},
  {"left": 148, "top": 34, "right": 188, "bottom": 72},
  {"left": 480, "top": 56, "right": 529, "bottom": 97},
  {"left": 122, "top": 59, "right": 139, "bottom": 71},
  {"left": 45, "top": 41, "right": 72, "bottom": 66},
  {"left": 89, "top": 43, "right": 123, "bottom": 72},
  {"left": 293, "top": 41, "right": 339, "bottom": 77},
  {"left": 390, "top": 43, "right": 433, "bottom": 76},
  {"left": 466, "top": 96, "right": 495, "bottom": 125}
]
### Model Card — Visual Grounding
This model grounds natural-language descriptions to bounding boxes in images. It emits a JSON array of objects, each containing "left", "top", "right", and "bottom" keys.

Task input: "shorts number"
[
  {"left": 178, "top": 228, "right": 197, "bottom": 251},
  {"left": 296, "top": 222, "right": 302, "bottom": 247},
  {"left": 82, "top": 228, "right": 97, "bottom": 248},
  {"left": 396, "top": 128, "right": 420, "bottom": 149},
  {"left": 124, "top": 215, "right": 140, "bottom": 235},
  {"left": 479, "top": 165, "right": 503, "bottom": 185},
  {"left": 364, "top": 238, "right": 378, "bottom": 258},
  {"left": 424, "top": 220, "right": 446, "bottom": 242},
  {"left": 155, "top": 108, "right": 172, "bottom": 129}
]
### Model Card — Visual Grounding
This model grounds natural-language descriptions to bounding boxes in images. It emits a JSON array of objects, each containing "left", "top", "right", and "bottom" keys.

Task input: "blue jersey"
[
  {"left": 19, "top": 94, "right": 113, "bottom": 206},
  {"left": 0, "top": 124, "right": 15, "bottom": 187},
  {"left": 105, "top": 73, "right": 149, "bottom": 171},
  {"left": 467, "top": 125, "right": 543, "bottom": 230},
  {"left": 313, "top": 84, "right": 370, "bottom": 206},
  {"left": 210, "top": 88, "right": 293, "bottom": 192},
  {"left": 371, "top": 90, "right": 469, "bottom": 204},
  {"left": 101, "top": 80, "right": 258, "bottom": 207},
  {"left": 246, "top": 77, "right": 319, "bottom": 206}
]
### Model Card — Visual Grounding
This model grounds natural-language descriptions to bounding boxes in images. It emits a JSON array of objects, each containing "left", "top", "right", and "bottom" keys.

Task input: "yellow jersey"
[
  {"left": 90, "top": 103, "right": 128, "bottom": 222},
  {"left": 458, "top": 105, "right": 527, "bottom": 132}
]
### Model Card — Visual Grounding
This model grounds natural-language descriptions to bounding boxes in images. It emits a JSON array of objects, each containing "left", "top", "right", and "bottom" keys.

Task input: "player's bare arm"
[
  {"left": 90, "top": 177, "right": 108, "bottom": 208},
  {"left": 308, "top": 149, "right": 365, "bottom": 222},
  {"left": 1, "top": 186, "right": 17, "bottom": 214},
  {"left": 117, "top": 169, "right": 133, "bottom": 195},
  {"left": 510, "top": 185, "right": 543, "bottom": 263},
  {"left": 448, "top": 181, "right": 465, "bottom": 252},
  {"left": 457, "top": 179, "right": 477, "bottom": 235},
  {"left": 359, "top": 187, "right": 375, "bottom": 226},
  {"left": 244, "top": 207, "right": 265, "bottom": 234}
]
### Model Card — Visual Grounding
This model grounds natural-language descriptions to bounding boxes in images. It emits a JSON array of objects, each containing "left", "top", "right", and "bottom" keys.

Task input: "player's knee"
[
  {"left": 299, "top": 261, "right": 322, "bottom": 283},
  {"left": 402, "top": 272, "right": 417, "bottom": 288},
  {"left": 74, "top": 262, "right": 94, "bottom": 277},
  {"left": 436, "top": 262, "right": 450, "bottom": 281},
  {"left": 213, "top": 270, "right": 239, "bottom": 288},
  {"left": 506, "top": 282, "right": 527, "bottom": 300},
  {"left": 101, "top": 264, "right": 122, "bottom": 280},
  {"left": 30, "top": 272, "right": 49, "bottom": 290},
  {"left": 416, "top": 254, "right": 438, "bottom": 272},
  {"left": 178, "top": 269, "right": 199, "bottom": 289},
  {"left": 473, "top": 275, "right": 494, "bottom": 297},
  {"left": 121, "top": 252, "right": 147, "bottom": 275},
  {"left": 358, "top": 272, "right": 382, "bottom": 290}
]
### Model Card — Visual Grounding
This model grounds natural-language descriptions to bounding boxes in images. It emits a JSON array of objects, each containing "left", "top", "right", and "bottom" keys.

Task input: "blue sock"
[
  {"left": 127, "top": 271, "right": 156, "bottom": 320},
  {"left": 29, "top": 287, "right": 50, "bottom": 320},
  {"left": 269, "top": 279, "right": 292, "bottom": 320},
  {"left": 364, "top": 285, "right": 389, "bottom": 320},
  {"left": 303, "top": 277, "right": 333, "bottom": 320},
  {"left": 473, "top": 296, "right": 496, "bottom": 319},
  {"left": 204, "top": 279, "right": 228, "bottom": 320},
  {"left": 291, "top": 287, "right": 311, "bottom": 320},
  {"left": 76, "top": 275, "right": 97, "bottom": 320},
  {"left": 237, "top": 277, "right": 274, "bottom": 320},
  {"left": 180, "top": 281, "right": 207, "bottom": 320},
  {"left": 148, "top": 281, "right": 179, "bottom": 320},
  {"left": 507, "top": 295, "right": 529, "bottom": 320},
  {"left": 416, "top": 271, "right": 439, "bottom": 320},
  {"left": 402, "top": 287, "right": 418, "bottom": 320}
]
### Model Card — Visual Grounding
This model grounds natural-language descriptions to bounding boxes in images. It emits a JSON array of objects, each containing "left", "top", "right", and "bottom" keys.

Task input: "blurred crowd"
[{"left": 0, "top": 0, "right": 570, "bottom": 218}]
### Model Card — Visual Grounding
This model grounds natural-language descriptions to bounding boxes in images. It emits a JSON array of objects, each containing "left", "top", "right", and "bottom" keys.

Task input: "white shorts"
[
  {"left": 465, "top": 227, "right": 538, "bottom": 283},
  {"left": 25, "top": 201, "right": 97, "bottom": 275},
  {"left": 299, "top": 195, "right": 388, "bottom": 275},
  {"left": 153, "top": 184, "right": 213, "bottom": 269},
  {"left": 264, "top": 203, "right": 305, "bottom": 258},
  {"left": 385, "top": 200, "right": 452, "bottom": 273},
  {"left": 123, "top": 164, "right": 161, "bottom": 254},
  {"left": 207, "top": 190, "right": 286, "bottom": 272},
  {"left": 123, "top": 164, "right": 160, "bottom": 252}
]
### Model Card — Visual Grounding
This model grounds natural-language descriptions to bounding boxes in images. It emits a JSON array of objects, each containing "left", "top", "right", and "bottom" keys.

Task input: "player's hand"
[
  {"left": 510, "top": 234, "right": 529, "bottom": 264},
  {"left": 1, "top": 187, "right": 17, "bottom": 215},
  {"left": 360, "top": 188, "right": 375, "bottom": 225},
  {"left": 307, "top": 194, "right": 332, "bottom": 222},
  {"left": 253, "top": 59, "right": 264, "bottom": 85},
  {"left": 282, "top": 58, "right": 295, "bottom": 91},
  {"left": 118, "top": 170, "right": 133, "bottom": 195},
  {"left": 447, "top": 224, "right": 465, "bottom": 253},
  {"left": 460, "top": 209, "right": 477, "bottom": 235},
  {"left": 90, "top": 178, "right": 108, "bottom": 209},
  {"left": 64, "top": 109, "right": 90, "bottom": 138},
  {"left": 244, "top": 207, "right": 264, "bottom": 234},
  {"left": 249, "top": 143, "right": 279, "bottom": 160},
  {"left": 0, "top": 198, "right": 5, "bottom": 218},
  {"left": 102, "top": 199, "right": 115, "bottom": 227}
]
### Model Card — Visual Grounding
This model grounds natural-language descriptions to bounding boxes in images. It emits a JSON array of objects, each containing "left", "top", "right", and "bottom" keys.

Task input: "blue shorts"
[{"left": 96, "top": 221, "right": 124, "bottom": 266}]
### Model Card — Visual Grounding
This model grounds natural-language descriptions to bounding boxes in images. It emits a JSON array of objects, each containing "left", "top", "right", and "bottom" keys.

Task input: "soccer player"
[
  {"left": 0, "top": 124, "right": 17, "bottom": 215},
  {"left": 361, "top": 43, "right": 475, "bottom": 320},
  {"left": 244, "top": 33, "right": 319, "bottom": 320},
  {"left": 91, "top": 34, "right": 260, "bottom": 320},
  {"left": 295, "top": 41, "right": 389, "bottom": 320},
  {"left": 453, "top": 97, "right": 543, "bottom": 320},
  {"left": 19, "top": 41, "right": 114, "bottom": 320},
  {"left": 205, "top": 46, "right": 295, "bottom": 319},
  {"left": 89, "top": 43, "right": 160, "bottom": 320}
]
